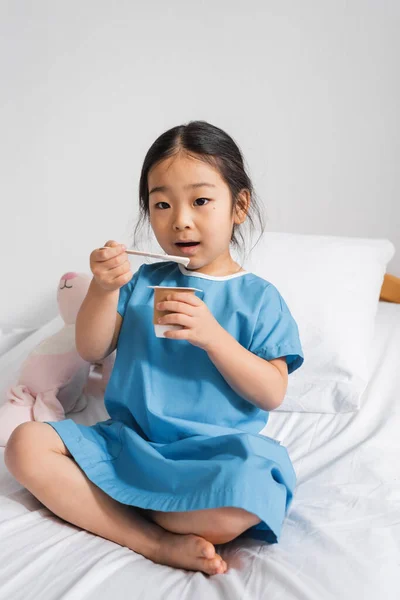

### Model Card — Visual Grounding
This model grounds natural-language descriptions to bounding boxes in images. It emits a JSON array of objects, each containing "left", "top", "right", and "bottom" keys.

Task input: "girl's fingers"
[
  {"left": 91, "top": 256, "right": 126, "bottom": 278},
  {"left": 92, "top": 259, "right": 130, "bottom": 282},
  {"left": 112, "top": 270, "right": 133, "bottom": 287},
  {"left": 109, "top": 260, "right": 132, "bottom": 281},
  {"left": 177, "top": 293, "right": 202, "bottom": 306},
  {"left": 157, "top": 300, "right": 196, "bottom": 316},
  {"left": 105, "top": 252, "right": 128, "bottom": 270},
  {"left": 89, "top": 240, "right": 130, "bottom": 291},
  {"left": 93, "top": 242, "right": 126, "bottom": 263},
  {"left": 164, "top": 292, "right": 202, "bottom": 307},
  {"left": 91, "top": 261, "right": 132, "bottom": 291},
  {"left": 91, "top": 246, "right": 126, "bottom": 267},
  {"left": 163, "top": 328, "right": 190, "bottom": 340},
  {"left": 159, "top": 313, "right": 192, "bottom": 328}
]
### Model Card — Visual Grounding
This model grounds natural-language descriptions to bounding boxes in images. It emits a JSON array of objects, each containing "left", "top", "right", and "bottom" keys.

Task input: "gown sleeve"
[
  {"left": 249, "top": 283, "right": 304, "bottom": 374},
  {"left": 117, "top": 265, "right": 143, "bottom": 318}
]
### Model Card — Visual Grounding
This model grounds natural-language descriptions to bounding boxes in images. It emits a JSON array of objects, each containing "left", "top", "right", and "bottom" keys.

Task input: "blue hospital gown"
[{"left": 46, "top": 261, "right": 304, "bottom": 543}]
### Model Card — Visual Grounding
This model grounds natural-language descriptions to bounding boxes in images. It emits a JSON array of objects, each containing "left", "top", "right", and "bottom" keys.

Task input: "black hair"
[{"left": 133, "top": 120, "right": 266, "bottom": 261}]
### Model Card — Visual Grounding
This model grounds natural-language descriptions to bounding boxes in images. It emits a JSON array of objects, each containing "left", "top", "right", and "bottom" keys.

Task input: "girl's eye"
[
  {"left": 194, "top": 198, "right": 210, "bottom": 206},
  {"left": 155, "top": 202, "right": 170, "bottom": 209}
]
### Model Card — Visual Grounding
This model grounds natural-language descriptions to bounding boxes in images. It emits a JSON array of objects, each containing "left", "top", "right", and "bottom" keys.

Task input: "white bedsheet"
[{"left": 0, "top": 303, "right": 399, "bottom": 599}]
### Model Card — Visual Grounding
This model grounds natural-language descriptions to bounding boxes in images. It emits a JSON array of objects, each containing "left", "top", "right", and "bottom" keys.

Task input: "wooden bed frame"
[{"left": 380, "top": 274, "right": 400, "bottom": 303}]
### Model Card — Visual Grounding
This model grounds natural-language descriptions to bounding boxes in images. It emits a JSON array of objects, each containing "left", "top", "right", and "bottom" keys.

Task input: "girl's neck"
[{"left": 185, "top": 253, "right": 243, "bottom": 277}]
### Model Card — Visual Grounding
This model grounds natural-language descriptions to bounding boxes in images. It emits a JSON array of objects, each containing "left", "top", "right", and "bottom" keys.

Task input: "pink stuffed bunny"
[{"left": 0, "top": 272, "right": 114, "bottom": 446}]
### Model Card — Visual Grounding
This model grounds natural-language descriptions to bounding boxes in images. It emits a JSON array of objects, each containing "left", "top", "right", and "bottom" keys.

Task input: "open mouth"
[
  {"left": 175, "top": 242, "right": 200, "bottom": 247},
  {"left": 174, "top": 241, "right": 201, "bottom": 255}
]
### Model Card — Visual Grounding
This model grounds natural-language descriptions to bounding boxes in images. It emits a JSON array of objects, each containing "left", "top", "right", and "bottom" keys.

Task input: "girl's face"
[{"left": 148, "top": 153, "right": 247, "bottom": 275}]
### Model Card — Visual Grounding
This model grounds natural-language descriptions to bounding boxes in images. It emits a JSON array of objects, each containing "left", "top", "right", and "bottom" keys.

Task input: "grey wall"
[{"left": 1, "top": 0, "right": 399, "bottom": 330}]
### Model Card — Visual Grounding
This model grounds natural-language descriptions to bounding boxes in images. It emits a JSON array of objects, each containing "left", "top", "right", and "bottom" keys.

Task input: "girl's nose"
[
  {"left": 172, "top": 209, "right": 192, "bottom": 230},
  {"left": 173, "top": 223, "right": 190, "bottom": 231}
]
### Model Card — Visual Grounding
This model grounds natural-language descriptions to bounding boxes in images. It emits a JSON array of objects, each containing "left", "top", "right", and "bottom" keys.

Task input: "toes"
[
  {"left": 199, "top": 540, "right": 215, "bottom": 559},
  {"left": 203, "top": 558, "right": 220, "bottom": 575},
  {"left": 205, "top": 554, "right": 227, "bottom": 575},
  {"left": 214, "top": 558, "right": 228, "bottom": 574}
]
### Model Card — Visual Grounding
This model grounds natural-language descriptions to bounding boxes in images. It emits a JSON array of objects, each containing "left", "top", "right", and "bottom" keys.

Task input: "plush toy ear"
[{"left": 57, "top": 272, "right": 91, "bottom": 324}]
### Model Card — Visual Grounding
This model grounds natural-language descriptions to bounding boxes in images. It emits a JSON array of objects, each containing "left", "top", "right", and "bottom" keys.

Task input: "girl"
[{"left": 5, "top": 121, "right": 304, "bottom": 576}]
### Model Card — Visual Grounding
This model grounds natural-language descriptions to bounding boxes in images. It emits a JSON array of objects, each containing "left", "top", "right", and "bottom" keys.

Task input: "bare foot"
[{"left": 152, "top": 529, "right": 228, "bottom": 575}]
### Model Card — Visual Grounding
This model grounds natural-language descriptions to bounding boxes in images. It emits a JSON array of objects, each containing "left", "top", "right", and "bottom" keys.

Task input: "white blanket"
[{"left": 0, "top": 303, "right": 399, "bottom": 600}]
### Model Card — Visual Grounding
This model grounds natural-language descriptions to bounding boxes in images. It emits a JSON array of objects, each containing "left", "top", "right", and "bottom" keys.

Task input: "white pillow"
[{"left": 242, "top": 233, "right": 395, "bottom": 413}]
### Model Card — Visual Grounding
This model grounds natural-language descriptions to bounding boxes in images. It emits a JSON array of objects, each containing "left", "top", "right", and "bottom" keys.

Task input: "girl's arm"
[
  {"left": 206, "top": 328, "right": 288, "bottom": 411},
  {"left": 75, "top": 279, "right": 122, "bottom": 363},
  {"left": 75, "top": 240, "right": 132, "bottom": 363}
]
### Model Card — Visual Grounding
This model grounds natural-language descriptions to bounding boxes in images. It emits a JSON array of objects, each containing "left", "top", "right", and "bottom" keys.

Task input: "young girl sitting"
[{"left": 5, "top": 121, "right": 304, "bottom": 576}]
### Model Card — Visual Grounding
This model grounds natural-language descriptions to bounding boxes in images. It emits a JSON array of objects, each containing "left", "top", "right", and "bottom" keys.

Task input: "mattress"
[{"left": 0, "top": 303, "right": 399, "bottom": 600}]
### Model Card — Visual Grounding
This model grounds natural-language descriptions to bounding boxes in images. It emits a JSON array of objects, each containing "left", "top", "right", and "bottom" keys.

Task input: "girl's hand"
[
  {"left": 90, "top": 240, "right": 132, "bottom": 292},
  {"left": 156, "top": 292, "right": 223, "bottom": 351}
]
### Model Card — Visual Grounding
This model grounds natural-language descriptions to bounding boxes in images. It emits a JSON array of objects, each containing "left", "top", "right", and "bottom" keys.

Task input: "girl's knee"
[
  {"left": 4, "top": 422, "right": 69, "bottom": 477},
  {"left": 5, "top": 422, "right": 43, "bottom": 474},
  {"left": 209, "top": 508, "right": 261, "bottom": 544},
  {"left": 150, "top": 506, "right": 261, "bottom": 545}
]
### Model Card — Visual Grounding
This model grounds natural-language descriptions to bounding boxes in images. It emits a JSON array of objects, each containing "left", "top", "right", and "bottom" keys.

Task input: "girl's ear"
[{"left": 233, "top": 189, "right": 251, "bottom": 225}]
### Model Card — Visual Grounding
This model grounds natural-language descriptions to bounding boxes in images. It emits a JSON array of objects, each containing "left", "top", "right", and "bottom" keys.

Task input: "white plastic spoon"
[
  {"left": 100, "top": 246, "right": 190, "bottom": 267},
  {"left": 125, "top": 249, "right": 190, "bottom": 267},
  {"left": 99, "top": 247, "right": 190, "bottom": 267}
]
